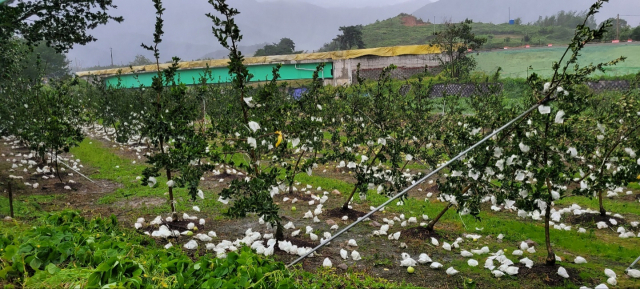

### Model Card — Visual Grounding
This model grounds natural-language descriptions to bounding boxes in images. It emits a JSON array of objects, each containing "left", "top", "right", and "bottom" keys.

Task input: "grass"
[
  {"left": 474, "top": 42, "right": 640, "bottom": 78},
  {"left": 49, "top": 138, "right": 640, "bottom": 288},
  {"left": 69, "top": 139, "right": 226, "bottom": 217},
  {"left": 555, "top": 193, "right": 640, "bottom": 216},
  {"left": 0, "top": 193, "right": 60, "bottom": 219}
]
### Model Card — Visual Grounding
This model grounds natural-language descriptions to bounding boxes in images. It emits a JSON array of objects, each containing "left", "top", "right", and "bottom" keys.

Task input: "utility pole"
[
  {"left": 110, "top": 47, "right": 114, "bottom": 66},
  {"left": 509, "top": 7, "right": 511, "bottom": 22},
  {"left": 616, "top": 14, "right": 620, "bottom": 41}
]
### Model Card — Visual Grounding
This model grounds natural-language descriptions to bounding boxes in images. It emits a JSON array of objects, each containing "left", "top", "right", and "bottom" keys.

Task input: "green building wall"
[{"left": 103, "top": 62, "right": 333, "bottom": 88}]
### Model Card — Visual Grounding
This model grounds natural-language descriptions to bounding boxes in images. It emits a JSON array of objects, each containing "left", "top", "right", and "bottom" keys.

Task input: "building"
[{"left": 75, "top": 45, "right": 443, "bottom": 87}]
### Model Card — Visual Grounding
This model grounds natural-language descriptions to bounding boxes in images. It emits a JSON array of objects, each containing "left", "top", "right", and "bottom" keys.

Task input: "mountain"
[
  {"left": 360, "top": 14, "right": 589, "bottom": 50},
  {"left": 69, "top": 0, "right": 432, "bottom": 69},
  {"left": 413, "top": 0, "right": 640, "bottom": 26},
  {"left": 200, "top": 43, "right": 269, "bottom": 60}
]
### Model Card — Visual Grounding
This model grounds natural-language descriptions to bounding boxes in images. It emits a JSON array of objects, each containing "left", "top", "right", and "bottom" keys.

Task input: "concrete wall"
[
  {"left": 326, "top": 54, "right": 443, "bottom": 86},
  {"left": 81, "top": 53, "right": 445, "bottom": 88}
]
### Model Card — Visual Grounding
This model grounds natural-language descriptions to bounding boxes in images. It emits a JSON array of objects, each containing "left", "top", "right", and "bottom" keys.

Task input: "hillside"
[
  {"left": 413, "top": 0, "right": 640, "bottom": 27},
  {"left": 361, "top": 14, "right": 582, "bottom": 50},
  {"left": 67, "top": 0, "right": 434, "bottom": 67}
]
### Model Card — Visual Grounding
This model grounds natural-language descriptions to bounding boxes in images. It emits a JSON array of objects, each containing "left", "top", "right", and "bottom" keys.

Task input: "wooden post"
[{"left": 8, "top": 181, "right": 14, "bottom": 218}]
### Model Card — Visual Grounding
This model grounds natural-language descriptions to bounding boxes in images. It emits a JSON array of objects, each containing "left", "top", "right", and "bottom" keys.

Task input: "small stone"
[
  {"left": 337, "top": 263, "right": 348, "bottom": 270},
  {"left": 370, "top": 221, "right": 381, "bottom": 227},
  {"left": 331, "top": 190, "right": 341, "bottom": 195},
  {"left": 326, "top": 219, "right": 337, "bottom": 226},
  {"left": 525, "top": 239, "right": 538, "bottom": 247}
]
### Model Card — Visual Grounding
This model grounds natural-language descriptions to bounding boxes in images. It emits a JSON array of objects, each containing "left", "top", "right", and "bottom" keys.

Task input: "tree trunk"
[
  {"left": 167, "top": 169, "right": 177, "bottom": 220},
  {"left": 544, "top": 203, "right": 555, "bottom": 266},
  {"left": 54, "top": 157, "right": 63, "bottom": 184},
  {"left": 598, "top": 190, "right": 606, "bottom": 216},
  {"left": 426, "top": 203, "right": 452, "bottom": 231},
  {"left": 342, "top": 187, "right": 358, "bottom": 210},
  {"left": 275, "top": 222, "right": 284, "bottom": 241},
  {"left": 289, "top": 151, "right": 306, "bottom": 194}
]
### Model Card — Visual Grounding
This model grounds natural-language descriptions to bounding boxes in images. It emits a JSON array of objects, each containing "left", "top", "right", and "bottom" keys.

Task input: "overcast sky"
[
  {"left": 67, "top": 0, "right": 638, "bottom": 69},
  {"left": 257, "top": 0, "right": 439, "bottom": 8}
]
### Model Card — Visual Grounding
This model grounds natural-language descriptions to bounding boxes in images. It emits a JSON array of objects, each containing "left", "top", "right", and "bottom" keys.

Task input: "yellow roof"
[{"left": 76, "top": 44, "right": 441, "bottom": 77}]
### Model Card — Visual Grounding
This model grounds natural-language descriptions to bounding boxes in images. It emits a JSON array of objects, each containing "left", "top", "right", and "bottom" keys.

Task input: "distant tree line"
[
  {"left": 532, "top": 10, "right": 598, "bottom": 29},
  {"left": 253, "top": 38, "right": 302, "bottom": 56},
  {"left": 82, "top": 54, "right": 154, "bottom": 71}
]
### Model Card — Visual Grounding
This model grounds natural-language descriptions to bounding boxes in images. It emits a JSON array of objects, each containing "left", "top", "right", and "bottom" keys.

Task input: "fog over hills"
[
  {"left": 68, "top": 0, "right": 638, "bottom": 69},
  {"left": 69, "top": 0, "right": 433, "bottom": 68}
]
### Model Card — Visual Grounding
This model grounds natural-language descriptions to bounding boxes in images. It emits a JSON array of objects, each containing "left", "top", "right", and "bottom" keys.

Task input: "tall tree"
[
  {"left": 21, "top": 41, "right": 71, "bottom": 80},
  {"left": 334, "top": 25, "right": 365, "bottom": 50},
  {"left": 0, "top": 0, "right": 122, "bottom": 84},
  {"left": 0, "top": 0, "right": 123, "bottom": 53},
  {"left": 631, "top": 26, "right": 640, "bottom": 41},
  {"left": 430, "top": 19, "right": 486, "bottom": 79}
]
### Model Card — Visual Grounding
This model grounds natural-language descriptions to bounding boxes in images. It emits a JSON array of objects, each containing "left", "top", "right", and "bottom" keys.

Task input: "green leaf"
[
  {"left": 3, "top": 245, "right": 17, "bottom": 260},
  {"left": 0, "top": 267, "right": 15, "bottom": 279},
  {"left": 95, "top": 258, "right": 117, "bottom": 272},
  {"left": 46, "top": 263, "right": 61, "bottom": 275},
  {"left": 87, "top": 272, "right": 102, "bottom": 287},
  {"left": 29, "top": 257, "right": 43, "bottom": 270}
]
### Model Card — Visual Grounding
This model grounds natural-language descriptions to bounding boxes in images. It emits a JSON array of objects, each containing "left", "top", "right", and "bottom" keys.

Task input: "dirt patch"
[
  {"left": 85, "top": 131, "right": 153, "bottom": 161},
  {"left": 566, "top": 213, "right": 625, "bottom": 227},
  {"left": 400, "top": 226, "right": 443, "bottom": 241},
  {"left": 212, "top": 171, "right": 243, "bottom": 181},
  {"left": 401, "top": 15, "right": 428, "bottom": 27},
  {"left": 621, "top": 193, "right": 639, "bottom": 202},
  {"left": 518, "top": 264, "right": 582, "bottom": 287},
  {"left": 282, "top": 192, "right": 313, "bottom": 202},
  {"left": 325, "top": 207, "right": 369, "bottom": 221},
  {"left": 114, "top": 197, "right": 166, "bottom": 208}
]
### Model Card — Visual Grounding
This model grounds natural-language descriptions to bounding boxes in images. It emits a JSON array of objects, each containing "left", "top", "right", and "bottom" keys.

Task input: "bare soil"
[
  {"left": 401, "top": 226, "right": 443, "bottom": 241},
  {"left": 114, "top": 197, "right": 166, "bottom": 208},
  {"left": 325, "top": 207, "right": 370, "bottom": 221},
  {"left": 518, "top": 264, "right": 582, "bottom": 287},
  {"left": 566, "top": 213, "right": 625, "bottom": 227}
]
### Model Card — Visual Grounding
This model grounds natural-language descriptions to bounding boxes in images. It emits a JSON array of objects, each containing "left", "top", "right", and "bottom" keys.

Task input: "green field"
[{"left": 474, "top": 42, "right": 640, "bottom": 78}]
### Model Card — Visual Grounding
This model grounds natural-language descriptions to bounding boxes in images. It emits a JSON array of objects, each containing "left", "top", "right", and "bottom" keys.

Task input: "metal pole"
[
  {"left": 287, "top": 101, "right": 545, "bottom": 267},
  {"left": 617, "top": 14, "right": 620, "bottom": 41},
  {"left": 56, "top": 158, "right": 102, "bottom": 187},
  {"left": 627, "top": 255, "right": 640, "bottom": 273},
  {"left": 110, "top": 48, "right": 114, "bottom": 66}
]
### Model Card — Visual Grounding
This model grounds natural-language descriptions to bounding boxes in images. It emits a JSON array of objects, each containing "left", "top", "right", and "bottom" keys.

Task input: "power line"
[{"left": 287, "top": 97, "right": 551, "bottom": 267}]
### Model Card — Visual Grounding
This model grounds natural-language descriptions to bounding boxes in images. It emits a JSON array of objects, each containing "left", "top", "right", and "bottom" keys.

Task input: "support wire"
[{"left": 287, "top": 99, "right": 547, "bottom": 267}]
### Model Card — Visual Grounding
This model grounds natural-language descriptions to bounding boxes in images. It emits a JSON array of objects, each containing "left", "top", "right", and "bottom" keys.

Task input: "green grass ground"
[
  {"left": 3, "top": 136, "right": 640, "bottom": 288},
  {"left": 474, "top": 42, "right": 640, "bottom": 78},
  {"left": 65, "top": 137, "right": 640, "bottom": 288}
]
